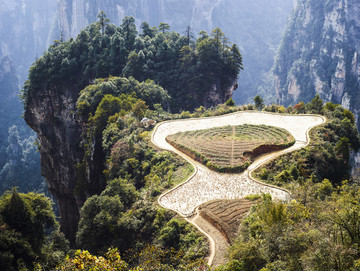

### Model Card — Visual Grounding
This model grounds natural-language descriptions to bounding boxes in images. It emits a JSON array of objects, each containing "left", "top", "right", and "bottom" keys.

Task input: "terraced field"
[
  {"left": 166, "top": 124, "right": 295, "bottom": 172},
  {"left": 152, "top": 111, "right": 326, "bottom": 267},
  {"left": 198, "top": 198, "right": 258, "bottom": 244}
]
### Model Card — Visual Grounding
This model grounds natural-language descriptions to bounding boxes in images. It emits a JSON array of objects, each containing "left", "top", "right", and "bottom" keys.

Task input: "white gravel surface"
[{"left": 153, "top": 111, "right": 325, "bottom": 216}]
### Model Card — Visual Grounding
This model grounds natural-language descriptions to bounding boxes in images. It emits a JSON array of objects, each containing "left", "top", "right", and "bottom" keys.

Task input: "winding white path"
[{"left": 152, "top": 111, "right": 326, "bottom": 266}]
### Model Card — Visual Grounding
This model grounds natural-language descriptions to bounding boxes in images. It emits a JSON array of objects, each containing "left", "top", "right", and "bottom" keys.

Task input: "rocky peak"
[{"left": 274, "top": 0, "right": 360, "bottom": 125}]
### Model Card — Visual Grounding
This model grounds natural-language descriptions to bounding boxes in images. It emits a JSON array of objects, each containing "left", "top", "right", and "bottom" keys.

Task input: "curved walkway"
[{"left": 152, "top": 111, "right": 326, "bottom": 267}]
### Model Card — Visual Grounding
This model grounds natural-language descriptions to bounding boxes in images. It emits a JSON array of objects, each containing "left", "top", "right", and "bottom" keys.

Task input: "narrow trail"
[{"left": 152, "top": 111, "right": 326, "bottom": 267}]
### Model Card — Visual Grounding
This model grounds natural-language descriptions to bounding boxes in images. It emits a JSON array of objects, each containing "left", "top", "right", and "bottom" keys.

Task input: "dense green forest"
[{"left": 23, "top": 13, "right": 242, "bottom": 112}]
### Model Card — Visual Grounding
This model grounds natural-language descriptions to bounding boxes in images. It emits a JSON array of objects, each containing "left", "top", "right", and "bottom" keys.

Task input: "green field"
[{"left": 166, "top": 124, "right": 295, "bottom": 173}]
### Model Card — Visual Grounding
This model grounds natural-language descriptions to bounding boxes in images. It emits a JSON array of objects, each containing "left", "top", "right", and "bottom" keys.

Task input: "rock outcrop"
[
  {"left": 24, "top": 84, "right": 84, "bottom": 245},
  {"left": 274, "top": 0, "right": 360, "bottom": 125}
]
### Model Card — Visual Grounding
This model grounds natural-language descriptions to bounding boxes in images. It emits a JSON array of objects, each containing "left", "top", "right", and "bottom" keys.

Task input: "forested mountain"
[
  {"left": 274, "top": 0, "right": 360, "bottom": 126},
  {"left": 23, "top": 16, "right": 243, "bottom": 244},
  {"left": 0, "top": 0, "right": 294, "bottom": 195},
  {"left": 0, "top": 0, "right": 57, "bottom": 194},
  {"left": 53, "top": 0, "right": 294, "bottom": 104},
  {"left": 0, "top": 57, "right": 44, "bottom": 194},
  {"left": 6, "top": 1, "right": 360, "bottom": 270}
]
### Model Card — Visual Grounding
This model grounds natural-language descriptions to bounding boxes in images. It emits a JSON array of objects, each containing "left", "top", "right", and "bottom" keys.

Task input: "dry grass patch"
[
  {"left": 166, "top": 124, "right": 295, "bottom": 173},
  {"left": 198, "top": 198, "right": 259, "bottom": 244}
]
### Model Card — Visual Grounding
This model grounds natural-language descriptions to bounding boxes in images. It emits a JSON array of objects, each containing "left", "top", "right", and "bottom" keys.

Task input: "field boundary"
[{"left": 152, "top": 111, "right": 327, "bottom": 267}]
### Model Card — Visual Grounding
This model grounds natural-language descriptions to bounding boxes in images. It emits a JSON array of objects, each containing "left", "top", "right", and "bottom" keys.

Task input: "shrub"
[{"left": 225, "top": 98, "right": 236, "bottom": 106}]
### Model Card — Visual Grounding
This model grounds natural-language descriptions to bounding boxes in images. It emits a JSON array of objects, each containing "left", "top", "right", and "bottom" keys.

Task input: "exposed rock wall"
[
  {"left": 24, "top": 84, "right": 84, "bottom": 245},
  {"left": 274, "top": 0, "right": 360, "bottom": 125}
]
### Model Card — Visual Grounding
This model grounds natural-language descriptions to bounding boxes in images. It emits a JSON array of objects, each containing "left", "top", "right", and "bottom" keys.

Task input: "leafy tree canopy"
[{"left": 23, "top": 12, "right": 243, "bottom": 112}]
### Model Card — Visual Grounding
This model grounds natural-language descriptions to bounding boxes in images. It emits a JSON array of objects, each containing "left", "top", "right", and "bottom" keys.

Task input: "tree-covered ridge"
[
  {"left": 66, "top": 73, "right": 210, "bottom": 270},
  {"left": 23, "top": 14, "right": 243, "bottom": 112},
  {"left": 77, "top": 76, "right": 170, "bottom": 119},
  {"left": 74, "top": 76, "right": 171, "bottom": 199}
]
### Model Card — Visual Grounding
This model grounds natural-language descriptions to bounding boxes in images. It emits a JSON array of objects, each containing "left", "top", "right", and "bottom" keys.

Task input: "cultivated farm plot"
[
  {"left": 198, "top": 198, "right": 257, "bottom": 244},
  {"left": 154, "top": 111, "right": 325, "bottom": 216},
  {"left": 166, "top": 124, "right": 295, "bottom": 172}
]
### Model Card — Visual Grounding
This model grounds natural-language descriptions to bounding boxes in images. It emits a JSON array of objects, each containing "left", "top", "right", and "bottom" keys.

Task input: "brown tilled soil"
[
  {"left": 198, "top": 198, "right": 258, "bottom": 244},
  {"left": 166, "top": 124, "right": 294, "bottom": 169}
]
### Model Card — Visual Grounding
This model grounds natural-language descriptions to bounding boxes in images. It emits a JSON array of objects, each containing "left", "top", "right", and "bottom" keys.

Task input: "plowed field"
[
  {"left": 166, "top": 124, "right": 295, "bottom": 172},
  {"left": 198, "top": 198, "right": 258, "bottom": 244}
]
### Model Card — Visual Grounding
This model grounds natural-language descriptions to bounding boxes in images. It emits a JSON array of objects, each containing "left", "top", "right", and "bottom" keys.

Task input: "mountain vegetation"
[
  {"left": 52, "top": 0, "right": 293, "bottom": 105},
  {"left": 22, "top": 13, "right": 243, "bottom": 247},
  {"left": 0, "top": 57, "right": 45, "bottom": 195},
  {"left": 23, "top": 15, "right": 242, "bottom": 112},
  {"left": 0, "top": 0, "right": 57, "bottom": 196},
  {"left": 216, "top": 97, "right": 360, "bottom": 270},
  {"left": 6, "top": 86, "right": 360, "bottom": 270},
  {"left": 0, "top": 189, "right": 68, "bottom": 271}
]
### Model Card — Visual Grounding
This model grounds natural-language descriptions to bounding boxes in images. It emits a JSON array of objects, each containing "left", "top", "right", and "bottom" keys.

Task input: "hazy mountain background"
[
  {"left": 0, "top": 0, "right": 294, "bottom": 193},
  {"left": 0, "top": 0, "right": 57, "bottom": 193}
]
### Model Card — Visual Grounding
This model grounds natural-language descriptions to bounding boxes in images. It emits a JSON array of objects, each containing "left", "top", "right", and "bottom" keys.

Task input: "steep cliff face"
[
  {"left": 25, "top": 83, "right": 84, "bottom": 245},
  {"left": 274, "top": 0, "right": 360, "bottom": 124},
  {"left": 54, "top": 0, "right": 293, "bottom": 104}
]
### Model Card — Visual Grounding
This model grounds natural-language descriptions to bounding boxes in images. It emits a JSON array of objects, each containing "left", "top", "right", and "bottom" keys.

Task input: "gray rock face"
[
  {"left": 24, "top": 83, "right": 83, "bottom": 245},
  {"left": 274, "top": 0, "right": 360, "bottom": 125}
]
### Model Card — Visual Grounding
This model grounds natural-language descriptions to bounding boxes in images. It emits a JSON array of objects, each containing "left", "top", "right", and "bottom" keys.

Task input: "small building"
[{"left": 141, "top": 118, "right": 156, "bottom": 128}]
